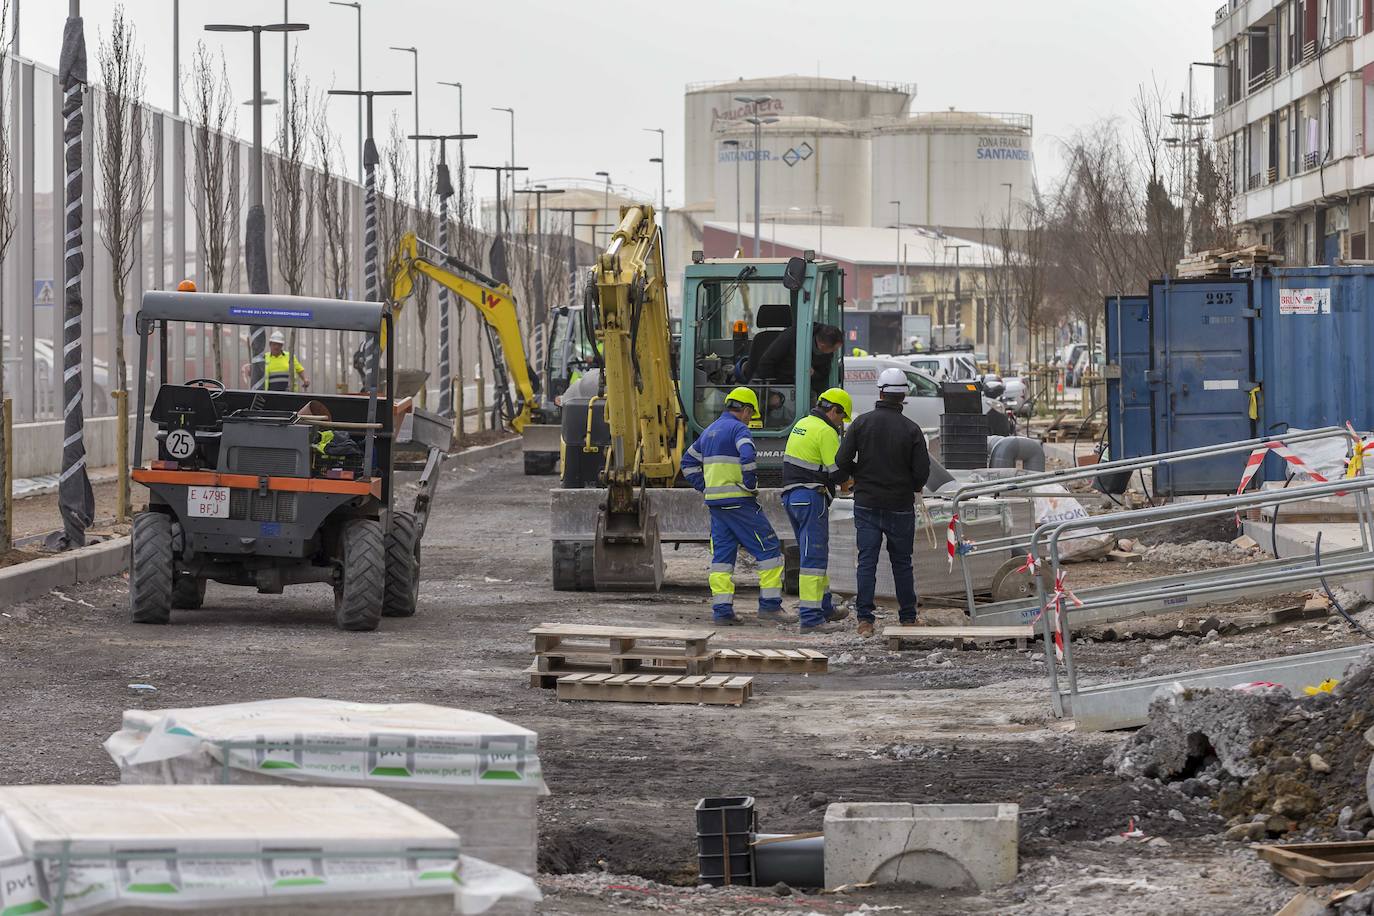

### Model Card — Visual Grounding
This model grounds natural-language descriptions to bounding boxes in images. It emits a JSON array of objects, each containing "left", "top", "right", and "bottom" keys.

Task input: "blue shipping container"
[
  {"left": 1256, "top": 267, "right": 1374, "bottom": 433},
  {"left": 1103, "top": 266, "right": 1374, "bottom": 495}
]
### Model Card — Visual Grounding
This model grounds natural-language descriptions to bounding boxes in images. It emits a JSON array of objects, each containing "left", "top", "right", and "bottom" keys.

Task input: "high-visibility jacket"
[
  {"left": 262, "top": 350, "right": 304, "bottom": 391},
  {"left": 681, "top": 413, "right": 758, "bottom": 505},
  {"left": 782, "top": 408, "right": 844, "bottom": 500}
]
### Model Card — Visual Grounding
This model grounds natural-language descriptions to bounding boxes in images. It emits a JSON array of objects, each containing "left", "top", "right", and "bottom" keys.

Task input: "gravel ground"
[{"left": 0, "top": 451, "right": 1342, "bottom": 914}]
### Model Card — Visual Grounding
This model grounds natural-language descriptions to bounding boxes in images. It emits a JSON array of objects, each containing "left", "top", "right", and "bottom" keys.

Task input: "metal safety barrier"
[
  {"left": 1026, "top": 474, "right": 1374, "bottom": 720},
  {"left": 947, "top": 426, "right": 1365, "bottom": 618}
]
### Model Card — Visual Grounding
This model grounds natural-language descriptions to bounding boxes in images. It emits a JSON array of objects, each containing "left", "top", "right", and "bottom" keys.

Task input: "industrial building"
[
  {"left": 1212, "top": 0, "right": 1372, "bottom": 260},
  {"left": 674, "top": 75, "right": 1034, "bottom": 314}
]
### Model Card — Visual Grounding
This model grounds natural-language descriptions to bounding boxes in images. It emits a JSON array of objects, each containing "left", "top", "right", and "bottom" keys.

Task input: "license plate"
[{"left": 187, "top": 486, "right": 231, "bottom": 518}]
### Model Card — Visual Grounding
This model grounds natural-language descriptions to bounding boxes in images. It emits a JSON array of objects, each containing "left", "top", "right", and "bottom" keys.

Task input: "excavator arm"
[
  {"left": 388, "top": 232, "right": 539, "bottom": 432},
  {"left": 585, "top": 204, "right": 682, "bottom": 588}
]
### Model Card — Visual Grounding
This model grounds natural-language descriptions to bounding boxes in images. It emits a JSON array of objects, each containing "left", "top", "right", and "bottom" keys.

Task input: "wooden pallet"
[
  {"left": 885, "top": 625, "right": 1034, "bottom": 651},
  {"left": 529, "top": 623, "right": 717, "bottom": 678},
  {"left": 1176, "top": 244, "right": 1282, "bottom": 278},
  {"left": 525, "top": 660, "right": 691, "bottom": 689},
  {"left": 700, "top": 648, "right": 828, "bottom": 674},
  {"left": 555, "top": 672, "right": 753, "bottom": 706}
]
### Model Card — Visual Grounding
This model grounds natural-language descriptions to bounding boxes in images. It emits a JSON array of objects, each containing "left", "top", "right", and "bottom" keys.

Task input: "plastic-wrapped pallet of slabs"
[
  {"left": 103, "top": 699, "right": 546, "bottom": 882},
  {"left": 0, "top": 784, "right": 541, "bottom": 914}
]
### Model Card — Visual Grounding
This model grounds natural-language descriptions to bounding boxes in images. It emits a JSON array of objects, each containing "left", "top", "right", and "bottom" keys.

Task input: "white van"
[
  {"left": 843, "top": 356, "right": 1008, "bottom": 438},
  {"left": 903, "top": 351, "right": 979, "bottom": 383},
  {"left": 843, "top": 356, "right": 945, "bottom": 434}
]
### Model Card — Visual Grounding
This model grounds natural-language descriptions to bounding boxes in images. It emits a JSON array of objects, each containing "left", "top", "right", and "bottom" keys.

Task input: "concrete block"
[
  {"left": 823, "top": 802, "right": 1018, "bottom": 891},
  {"left": 73, "top": 536, "right": 131, "bottom": 581},
  {"left": 0, "top": 552, "right": 76, "bottom": 604}
]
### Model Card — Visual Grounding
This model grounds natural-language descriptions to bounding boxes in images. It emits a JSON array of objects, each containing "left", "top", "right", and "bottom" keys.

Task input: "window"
[
  {"left": 906, "top": 371, "right": 939, "bottom": 398},
  {"left": 692, "top": 277, "right": 798, "bottom": 431}
]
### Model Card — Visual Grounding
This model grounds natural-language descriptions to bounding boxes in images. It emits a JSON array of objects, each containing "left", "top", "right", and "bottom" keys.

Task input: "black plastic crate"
[
  {"left": 697, "top": 852, "right": 753, "bottom": 887},
  {"left": 940, "top": 413, "right": 990, "bottom": 434},
  {"left": 940, "top": 381, "right": 984, "bottom": 414},
  {"left": 695, "top": 796, "right": 756, "bottom": 835},
  {"left": 942, "top": 444, "right": 990, "bottom": 470},
  {"left": 695, "top": 832, "right": 752, "bottom": 856}
]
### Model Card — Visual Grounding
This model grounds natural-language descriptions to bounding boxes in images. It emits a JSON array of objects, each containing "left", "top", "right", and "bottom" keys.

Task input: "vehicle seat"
[
  {"left": 150, "top": 384, "right": 222, "bottom": 430},
  {"left": 746, "top": 303, "right": 794, "bottom": 381}
]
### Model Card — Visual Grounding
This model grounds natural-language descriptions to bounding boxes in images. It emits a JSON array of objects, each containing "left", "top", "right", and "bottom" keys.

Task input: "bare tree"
[
  {"left": 314, "top": 118, "right": 351, "bottom": 385},
  {"left": 376, "top": 117, "right": 411, "bottom": 302},
  {"left": 267, "top": 53, "right": 316, "bottom": 388},
  {"left": 96, "top": 4, "right": 152, "bottom": 521},
  {"left": 1194, "top": 142, "right": 1238, "bottom": 253},
  {"left": 1012, "top": 197, "right": 1049, "bottom": 367},
  {"left": 0, "top": 0, "right": 15, "bottom": 551},
  {"left": 184, "top": 43, "right": 236, "bottom": 376}
]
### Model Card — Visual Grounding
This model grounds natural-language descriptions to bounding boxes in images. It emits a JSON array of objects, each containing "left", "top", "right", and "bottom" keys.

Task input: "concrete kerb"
[
  {"left": 445, "top": 436, "right": 520, "bottom": 472},
  {"left": 1, "top": 535, "right": 131, "bottom": 606}
]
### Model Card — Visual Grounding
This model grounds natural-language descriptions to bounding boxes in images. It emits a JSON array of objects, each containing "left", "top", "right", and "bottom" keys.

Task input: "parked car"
[
  {"left": 844, "top": 356, "right": 1006, "bottom": 437},
  {"left": 902, "top": 351, "right": 979, "bottom": 383},
  {"left": 3, "top": 336, "right": 112, "bottom": 416}
]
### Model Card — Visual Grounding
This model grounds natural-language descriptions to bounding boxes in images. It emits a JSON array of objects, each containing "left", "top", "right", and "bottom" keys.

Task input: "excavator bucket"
[{"left": 591, "top": 491, "right": 664, "bottom": 591}]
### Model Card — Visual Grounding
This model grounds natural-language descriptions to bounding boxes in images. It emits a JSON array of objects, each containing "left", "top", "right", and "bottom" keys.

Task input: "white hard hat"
[
  {"left": 269, "top": 331, "right": 286, "bottom": 345},
  {"left": 877, "top": 367, "right": 908, "bottom": 394}
]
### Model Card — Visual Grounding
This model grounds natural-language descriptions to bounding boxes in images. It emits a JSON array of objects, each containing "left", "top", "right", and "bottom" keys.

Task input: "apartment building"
[{"left": 1213, "top": 0, "right": 1373, "bottom": 262}]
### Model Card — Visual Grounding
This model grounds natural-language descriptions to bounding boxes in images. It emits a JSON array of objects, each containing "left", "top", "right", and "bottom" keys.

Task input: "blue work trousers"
[
  {"left": 783, "top": 488, "right": 836, "bottom": 628},
  {"left": 708, "top": 501, "right": 784, "bottom": 621},
  {"left": 854, "top": 506, "right": 918, "bottom": 625}
]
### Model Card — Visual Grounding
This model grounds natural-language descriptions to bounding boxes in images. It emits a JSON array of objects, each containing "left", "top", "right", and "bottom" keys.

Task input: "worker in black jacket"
[
  {"left": 752, "top": 323, "right": 843, "bottom": 400},
  {"left": 835, "top": 367, "right": 931, "bottom": 637}
]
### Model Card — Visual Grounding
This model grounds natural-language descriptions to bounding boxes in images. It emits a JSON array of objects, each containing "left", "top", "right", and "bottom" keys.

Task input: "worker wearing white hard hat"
[
  {"left": 260, "top": 330, "right": 310, "bottom": 392},
  {"left": 835, "top": 366, "right": 931, "bottom": 637}
]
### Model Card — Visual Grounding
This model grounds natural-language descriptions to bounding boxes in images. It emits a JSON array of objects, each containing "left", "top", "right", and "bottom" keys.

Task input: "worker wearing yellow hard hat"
[
  {"left": 680, "top": 386, "right": 788, "bottom": 625},
  {"left": 782, "top": 387, "right": 853, "bottom": 633}
]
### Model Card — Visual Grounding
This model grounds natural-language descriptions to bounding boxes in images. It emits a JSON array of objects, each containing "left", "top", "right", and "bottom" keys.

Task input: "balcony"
[{"left": 1248, "top": 67, "right": 1275, "bottom": 93}]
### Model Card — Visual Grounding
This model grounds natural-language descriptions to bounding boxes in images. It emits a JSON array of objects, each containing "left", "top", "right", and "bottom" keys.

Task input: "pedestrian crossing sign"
[{"left": 34, "top": 279, "right": 55, "bottom": 306}]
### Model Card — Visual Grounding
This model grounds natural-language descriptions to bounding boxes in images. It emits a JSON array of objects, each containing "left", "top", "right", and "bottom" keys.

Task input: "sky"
[{"left": 13, "top": 0, "right": 1217, "bottom": 209}]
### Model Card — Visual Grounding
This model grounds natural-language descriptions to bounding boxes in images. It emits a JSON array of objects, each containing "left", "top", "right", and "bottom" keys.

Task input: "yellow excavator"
[
  {"left": 551, "top": 204, "right": 684, "bottom": 589},
  {"left": 388, "top": 232, "right": 539, "bottom": 433}
]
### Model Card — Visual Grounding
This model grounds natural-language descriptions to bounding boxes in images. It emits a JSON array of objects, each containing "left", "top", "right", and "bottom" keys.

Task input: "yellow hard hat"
[
  {"left": 724, "top": 386, "right": 761, "bottom": 419},
  {"left": 818, "top": 387, "right": 853, "bottom": 421}
]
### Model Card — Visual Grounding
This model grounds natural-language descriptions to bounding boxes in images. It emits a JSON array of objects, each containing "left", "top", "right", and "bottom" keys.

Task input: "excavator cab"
[{"left": 680, "top": 253, "right": 844, "bottom": 483}]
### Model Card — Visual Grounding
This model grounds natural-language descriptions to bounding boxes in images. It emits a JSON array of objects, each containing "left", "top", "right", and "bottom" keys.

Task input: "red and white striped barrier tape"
[
  {"left": 1029, "top": 569, "right": 1080, "bottom": 663},
  {"left": 946, "top": 515, "right": 958, "bottom": 571}
]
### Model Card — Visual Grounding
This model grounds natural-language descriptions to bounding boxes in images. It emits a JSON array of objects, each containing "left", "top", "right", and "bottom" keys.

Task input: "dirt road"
[{"left": 0, "top": 450, "right": 1328, "bottom": 914}]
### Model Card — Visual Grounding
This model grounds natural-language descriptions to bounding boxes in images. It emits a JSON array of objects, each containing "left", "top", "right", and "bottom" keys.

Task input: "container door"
[
  {"left": 1103, "top": 295, "right": 1151, "bottom": 461},
  {"left": 1152, "top": 279, "right": 1256, "bottom": 496}
]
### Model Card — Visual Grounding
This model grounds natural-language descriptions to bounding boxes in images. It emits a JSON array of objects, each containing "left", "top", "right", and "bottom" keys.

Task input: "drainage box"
[{"left": 823, "top": 802, "right": 1018, "bottom": 891}]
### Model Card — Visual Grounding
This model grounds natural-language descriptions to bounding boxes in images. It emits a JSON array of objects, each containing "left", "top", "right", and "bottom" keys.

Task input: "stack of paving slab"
[
  {"left": 0, "top": 784, "right": 539, "bottom": 914},
  {"left": 103, "top": 698, "right": 546, "bottom": 898}
]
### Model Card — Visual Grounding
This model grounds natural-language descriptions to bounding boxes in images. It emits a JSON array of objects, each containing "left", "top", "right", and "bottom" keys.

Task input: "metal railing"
[
  {"left": 1033, "top": 474, "right": 1374, "bottom": 717},
  {"left": 947, "top": 426, "right": 1363, "bottom": 617}
]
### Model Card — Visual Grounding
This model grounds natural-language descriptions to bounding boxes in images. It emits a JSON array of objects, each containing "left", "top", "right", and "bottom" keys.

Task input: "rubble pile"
[
  {"left": 1112, "top": 653, "right": 1374, "bottom": 842},
  {"left": 1143, "top": 539, "right": 1260, "bottom": 569}
]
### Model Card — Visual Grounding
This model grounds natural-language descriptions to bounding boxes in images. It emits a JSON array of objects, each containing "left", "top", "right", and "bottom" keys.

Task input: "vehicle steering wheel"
[{"left": 186, "top": 377, "right": 226, "bottom": 400}]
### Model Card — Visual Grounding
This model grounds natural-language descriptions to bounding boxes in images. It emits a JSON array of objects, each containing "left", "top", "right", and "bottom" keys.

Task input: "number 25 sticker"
[{"left": 166, "top": 429, "right": 196, "bottom": 459}]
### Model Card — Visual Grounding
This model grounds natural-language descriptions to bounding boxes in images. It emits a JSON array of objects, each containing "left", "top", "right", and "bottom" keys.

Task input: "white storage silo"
[
  {"left": 871, "top": 111, "right": 1034, "bottom": 231},
  {"left": 713, "top": 116, "right": 871, "bottom": 231},
  {"left": 684, "top": 75, "right": 912, "bottom": 210}
]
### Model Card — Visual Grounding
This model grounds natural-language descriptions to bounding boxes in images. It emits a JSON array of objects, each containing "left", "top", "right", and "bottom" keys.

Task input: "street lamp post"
[
  {"left": 412, "top": 132, "right": 478, "bottom": 416},
  {"left": 492, "top": 106, "right": 515, "bottom": 229},
  {"left": 737, "top": 95, "right": 776, "bottom": 258},
  {"left": 205, "top": 19, "right": 309, "bottom": 388},
  {"left": 328, "top": 1, "right": 362, "bottom": 183},
  {"left": 515, "top": 186, "right": 566, "bottom": 365},
  {"left": 327, "top": 88, "right": 410, "bottom": 306},
  {"left": 721, "top": 139, "right": 742, "bottom": 253},
  {"left": 945, "top": 243, "right": 970, "bottom": 344},
  {"left": 594, "top": 170, "right": 612, "bottom": 235},
  {"left": 389, "top": 46, "right": 420, "bottom": 205},
  {"left": 889, "top": 200, "right": 902, "bottom": 309},
  {"left": 643, "top": 126, "right": 665, "bottom": 212}
]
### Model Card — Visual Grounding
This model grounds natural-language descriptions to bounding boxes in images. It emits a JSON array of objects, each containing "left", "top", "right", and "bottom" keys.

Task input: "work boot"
[
  {"left": 713, "top": 615, "right": 742, "bottom": 627},
  {"left": 757, "top": 608, "right": 798, "bottom": 625},
  {"left": 856, "top": 621, "right": 875, "bottom": 638},
  {"left": 799, "top": 622, "right": 841, "bottom": 635},
  {"left": 825, "top": 606, "right": 851, "bottom": 623}
]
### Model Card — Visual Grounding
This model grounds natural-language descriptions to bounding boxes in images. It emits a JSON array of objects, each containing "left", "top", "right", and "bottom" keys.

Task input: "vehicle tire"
[
  {"left": 172, "top": 576, "right": 207, "bottom": 610},
  {"left": 383, "top": 511, "right": 420, "bottom": 618},
  {"left": 551, "top": 540, "right": 594, "bottom": 591},
  {"left": 334, "top": 519, "right": 384, "bottom": 631},
  {"left": 130, "top": 512, "right": 174, "bottom": 625},
  {"left": 523, "top": 451, "right": 558, "bottom": 476}
]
